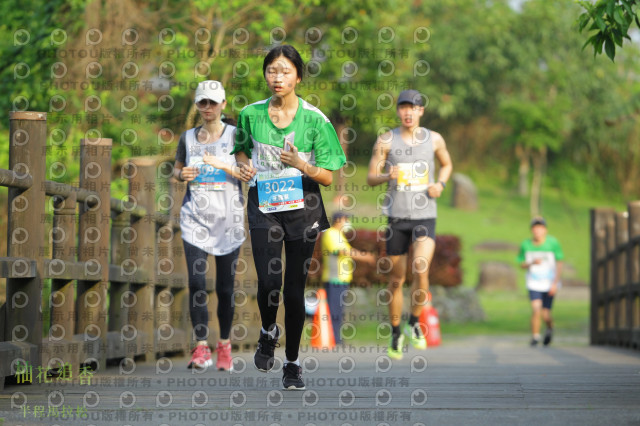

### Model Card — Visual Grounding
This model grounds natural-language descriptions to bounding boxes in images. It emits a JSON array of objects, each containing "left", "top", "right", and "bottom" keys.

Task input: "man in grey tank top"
[{"left": 367, "top": 89, "right": 453, "bottom": 359}]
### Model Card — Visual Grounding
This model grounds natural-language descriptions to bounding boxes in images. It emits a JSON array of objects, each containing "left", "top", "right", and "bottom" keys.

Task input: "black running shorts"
[{"left": 385, "top": 217, "right": 436, "bottom": 256}]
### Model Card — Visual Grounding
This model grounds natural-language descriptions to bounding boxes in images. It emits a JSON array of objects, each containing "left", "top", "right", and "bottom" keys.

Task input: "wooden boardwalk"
[{"left": 1, "top": 336, "right": 639, "bottom": 426}]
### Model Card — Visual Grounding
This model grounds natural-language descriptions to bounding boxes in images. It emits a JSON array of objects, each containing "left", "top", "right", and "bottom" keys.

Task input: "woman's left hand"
[{"left": 280, "top": 141, "right": 302, "bottom": 169}]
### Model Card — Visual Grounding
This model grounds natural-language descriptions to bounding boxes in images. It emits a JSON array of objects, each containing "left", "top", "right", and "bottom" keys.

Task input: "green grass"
[
  {"left": 327, "top": 289, "right": 589, "bottom": 344},
  {"left": 443, "top": 291, "right": 589, "bottom": 336},
  {"left": 323, "top": 164, "right": 627, "bottom": 288},
  {"left": 319, "top": 164, "right": 610, "bottom": 339}
]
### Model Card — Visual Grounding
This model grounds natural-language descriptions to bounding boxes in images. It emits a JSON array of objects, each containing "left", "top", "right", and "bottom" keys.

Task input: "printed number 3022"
[{"left": 262, "top": 179, "right": 295, "bottom": 194}]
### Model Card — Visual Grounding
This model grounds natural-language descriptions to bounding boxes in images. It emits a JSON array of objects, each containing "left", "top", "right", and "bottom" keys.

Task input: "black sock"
[
  {"left": 391, "top": 325, "right": 401, "bottom": 349},
  {"left": 392, "top": 325, "right": 401, "bottom": 337},
  {"left": 408, "top": 315, "right": 419, "bottom": 327}
]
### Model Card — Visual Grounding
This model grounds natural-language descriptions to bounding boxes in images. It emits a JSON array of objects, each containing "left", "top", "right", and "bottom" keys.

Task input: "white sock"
[
  {"left": 533, "top": 334, "right": 541, "bottom": 340},
  {"left": 285, "top": 359, "right": 300, "bottom": 367}
]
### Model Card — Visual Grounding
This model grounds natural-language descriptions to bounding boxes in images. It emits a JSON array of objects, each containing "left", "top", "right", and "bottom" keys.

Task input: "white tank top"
[{"left": 180, "top": 126, "right": 246, "bottom": 256}]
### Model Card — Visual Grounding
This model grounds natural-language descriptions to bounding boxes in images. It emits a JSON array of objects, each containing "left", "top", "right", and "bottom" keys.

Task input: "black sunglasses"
[{"left": 196, "top": 99, "right": 219, "bottom": 109}]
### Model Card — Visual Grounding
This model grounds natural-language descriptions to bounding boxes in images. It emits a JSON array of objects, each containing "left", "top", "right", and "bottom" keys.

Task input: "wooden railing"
[
  {"left": 590, "top": 202, "right": 640, "bottom": 349},
  {"left": 0, "top": 111, "right": 263, "bottom": 388}
]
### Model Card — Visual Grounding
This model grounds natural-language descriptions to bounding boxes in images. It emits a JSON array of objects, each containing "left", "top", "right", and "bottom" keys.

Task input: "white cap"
[{"left": 194, "top": 80, "right": 225, "bottom": 104}]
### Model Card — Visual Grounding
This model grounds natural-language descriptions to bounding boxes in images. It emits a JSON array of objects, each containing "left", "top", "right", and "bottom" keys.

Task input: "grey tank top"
[
  {"left": 382, "top": 127, "right": 437, "bottom": 220},
  {"left": 180, "top": 125, "right": 246, "bottom": 256}
]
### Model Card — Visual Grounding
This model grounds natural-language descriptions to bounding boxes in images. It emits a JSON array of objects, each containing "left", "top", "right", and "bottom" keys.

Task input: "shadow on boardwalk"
[{"left": 1, "top": 336, "right": 639, "bottom": 426}]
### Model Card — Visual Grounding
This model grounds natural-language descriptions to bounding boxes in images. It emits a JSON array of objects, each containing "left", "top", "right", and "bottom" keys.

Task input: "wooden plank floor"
[{"left": 1, "top": 336, "right": 639, "bottom": 426}]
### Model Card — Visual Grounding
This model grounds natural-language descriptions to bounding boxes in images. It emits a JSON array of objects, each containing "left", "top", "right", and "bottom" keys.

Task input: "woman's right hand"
[
  {"left": 237, "top": 163, "right": 257, "bottom": 183},
  {"left": 179, "top": 166, "right": 199, "bottom": 182}
]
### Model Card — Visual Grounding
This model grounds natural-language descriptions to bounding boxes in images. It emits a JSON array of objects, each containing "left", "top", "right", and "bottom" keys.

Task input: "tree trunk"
[
  {"left": 530, "top": 146, "right": 547, "bottom": 217},
  {"left": 334, "top": 121, "right": 347, "bottom": 201},
  {"left": 515, "top": 144, "right": 530, "bottom": 196}
]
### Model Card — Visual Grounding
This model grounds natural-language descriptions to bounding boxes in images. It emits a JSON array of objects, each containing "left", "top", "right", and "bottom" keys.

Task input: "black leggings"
[
  {"left": 183, "top": 240, "right": 239, "bottom": 341},
  {"left": 251, "top": 229, "right": 317, "bottom": 361}
]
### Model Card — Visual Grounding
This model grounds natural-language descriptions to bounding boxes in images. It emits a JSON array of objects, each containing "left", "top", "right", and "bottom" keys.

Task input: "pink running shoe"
[
  {"left": 216, "top": 341, "right": 233, "bottom": 371},
  {"left": 188, "top": 344, "right": 212, "bottom": 369}
]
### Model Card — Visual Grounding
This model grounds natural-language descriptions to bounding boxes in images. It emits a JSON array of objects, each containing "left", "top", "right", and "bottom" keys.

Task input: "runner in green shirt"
[
  {"left": 231, "top": 45, "right": 346, "bottom": 390},
  {"left": 517, "top": 217, "right": 564, "bottom": 346}
]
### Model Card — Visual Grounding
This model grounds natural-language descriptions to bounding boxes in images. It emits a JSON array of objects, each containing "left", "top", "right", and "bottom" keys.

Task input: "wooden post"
[
  {"left": 128, "top": 158, "right": 157, "bottom": 362},
  {"left": 628, "top": 201, "right": 640, "bottom": 348},
  {"left": 591, "top": 208, "right": 614, "bottom": 345},
  {"left": 51, "top": 191, "right": 77, "bottom": 337},
  {"left": 606, "top": 211, "right": 617, "bottom": 343},
  {"left": 615, "top": 212, "right": 629, "bottom": 345},
  {"left": 155, "top": 160, "right": 175, "bottom": 355},
  {"left": 49, "top": 190, "right": 78, "bottom": 372},
  {"left": 168, "top": 176, "right": 189, "bottom": 350},
  {"left": 606, "top": 215, "right": 616, "bottom": 291},
  {"left": 629, "top": 202, "right": 640, "bottom": 286},
  {"left": 5, "top": 111, "right": 47, "bottom": 367},
  {"left": 615, "top": 212, "right": 629, "bottom": 291},
  {"left": 156, "top": 220, "right": 174, "bottom": 354},
  {"left": 77, "top": 137, "right": 112, "bottom": 370},
  {"left": 109, "top": 209, "right": 131, "bottom": 358}
]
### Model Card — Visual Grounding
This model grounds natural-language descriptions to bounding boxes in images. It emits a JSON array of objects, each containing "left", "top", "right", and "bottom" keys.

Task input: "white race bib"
[
  {"left": 189, "top": 156, "right": 227, "bottom": 191},
  {"left": 257, "top": 168, "right": 304, "bottom": 213},
  {"left": 397, "top": 162, "right": 429, "bottom": 192}
]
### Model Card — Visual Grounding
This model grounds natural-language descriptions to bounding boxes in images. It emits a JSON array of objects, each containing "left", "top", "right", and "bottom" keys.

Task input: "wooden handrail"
[
  {"left": 0, "top": 168, "right": 32, "bottom": 190},
  {"left": 0, "top": 172, "right": 179, "bottom": 224},
  {"left": 590, "top": 202, "right": 640, "bottom": 350},
  {"left": 0, "top": 111, "right": 194, "bottom": 382}
]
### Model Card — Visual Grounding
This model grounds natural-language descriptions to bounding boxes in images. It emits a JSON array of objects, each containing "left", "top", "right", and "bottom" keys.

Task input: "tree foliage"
[
  {"left": 0, "top": 0, "right": 639, "bottom": 201},
  {"left": 578, "top": 0, "right": 639, "bottom": 60}
]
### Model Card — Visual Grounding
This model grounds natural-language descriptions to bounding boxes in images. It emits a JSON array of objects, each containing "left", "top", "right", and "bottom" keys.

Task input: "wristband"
[
  {"left": 439, "top": 180, "right": 446, "bottom": 189},
  {"left": 178, "top": 169, "right": 184, "bottom": 181}
]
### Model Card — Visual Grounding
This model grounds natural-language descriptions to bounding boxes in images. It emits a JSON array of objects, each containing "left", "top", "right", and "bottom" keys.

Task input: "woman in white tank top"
[{"left": 173, "top": 80, "right": 246, "bottom": 371}]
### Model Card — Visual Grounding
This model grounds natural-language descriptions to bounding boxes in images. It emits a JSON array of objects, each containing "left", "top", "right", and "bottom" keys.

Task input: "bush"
[{"left": 309, "top": 229, "right": 462, "bottom": 287}]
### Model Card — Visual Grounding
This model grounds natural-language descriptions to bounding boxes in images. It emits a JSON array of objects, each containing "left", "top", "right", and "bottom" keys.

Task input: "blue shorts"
[{"left": 529, "top": 290, "right": 554, "bottom": 309}]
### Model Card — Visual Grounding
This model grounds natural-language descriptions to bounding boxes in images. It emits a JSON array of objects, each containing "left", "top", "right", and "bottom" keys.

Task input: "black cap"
[
  {"left": 332, "top": 211, "right": 351, "bottom": 223},
  {"left": 530, "top": 217, "right": 547, "bottom": 227},
  {"left": 397, "top": 89, "right": 424, "bottom": 106}
]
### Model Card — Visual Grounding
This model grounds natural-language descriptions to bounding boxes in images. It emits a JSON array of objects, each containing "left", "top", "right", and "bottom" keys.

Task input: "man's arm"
[
  {"left": 434, "top": 133, "right": 453, "bottom": 184},
  {"left": 366, "top": 134, "right": 395, "bottom": 186},
  {"left": 427, "top": 132, "right": 453, "bottom": 198},
  {"left": 549, "top": 238, "right": 564, "bottom": 296},
  {"left": 549, "top": 260, "right": 563, "bottom": 296},
  {"left": 520, "top": 257, "right": 543, "bottom": 269}
]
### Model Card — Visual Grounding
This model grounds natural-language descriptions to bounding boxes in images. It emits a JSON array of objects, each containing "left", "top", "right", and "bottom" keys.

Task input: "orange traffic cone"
[
  {"left": 311, "top": 288, "right": 335, "bottom": 349},
  {"left": 419, "top": 302, "right": 441, "bottom": 348}
]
